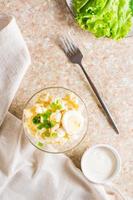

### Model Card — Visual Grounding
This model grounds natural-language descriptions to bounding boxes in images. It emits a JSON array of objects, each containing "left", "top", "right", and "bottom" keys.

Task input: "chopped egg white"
[
  {"left": 51, "top": 124, "right": 60, "bottom": 132},
  {"left": 36, "top": 106, "right": 47, "bottom": 114},
  {"left": 50, "top": 112, "right": 61, "bottom": 122},
  {"left": 56, "top": 128, "right": 66, "bottom": 137}
]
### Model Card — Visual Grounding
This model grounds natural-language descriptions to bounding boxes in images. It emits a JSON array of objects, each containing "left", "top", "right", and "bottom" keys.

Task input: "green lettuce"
[
  {"left": 73, "top": 0, "right": 132, "bottom": 40},
  {"left": 130, "top": 0, "right": 133, "bottom": 15}
]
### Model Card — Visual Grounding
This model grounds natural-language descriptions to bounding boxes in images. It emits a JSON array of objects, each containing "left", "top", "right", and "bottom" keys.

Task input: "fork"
[{"left": 60, "top": 36, "right": 119, "bottom": 134}]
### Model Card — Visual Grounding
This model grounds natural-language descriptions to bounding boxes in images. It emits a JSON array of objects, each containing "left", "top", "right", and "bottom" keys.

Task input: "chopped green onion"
[
  {"left": 41, "top": 132, "right": 46, "bottom": 139},
  {"left": 36, "top": 141, "right": 43, "bottom": 148},
  {"left": 37, "top": 123, "right": 45, "bottom": 130},
  {"left": 37, "top": 120, "right": 56, "bottom": 130},
  {"left": 50, "top": 100, "right": 62, "bottom": 112},
  {"left": 50, "top": 120, "right": 56, "bottom": 127},
  {"left": 32, "top": 114, "right": 41, "bottom": 124},
  {"left": 44, "top": 131, "right": 51, "bottom": 137},
  {"left": 41, "top": 110, "right": 52, "bottom": 121},
  {"left": 51, "top": 132, "right": 58, "bottom": 138}
]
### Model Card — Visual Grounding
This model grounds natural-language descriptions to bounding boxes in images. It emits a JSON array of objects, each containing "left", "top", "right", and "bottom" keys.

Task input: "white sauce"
[{"left": 82, "top": 147, "right": 117, "bottom": 182}]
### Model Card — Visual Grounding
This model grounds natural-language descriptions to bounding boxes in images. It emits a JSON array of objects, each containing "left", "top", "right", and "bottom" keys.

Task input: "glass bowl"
[{"left": 23, "top": 87, "right": 88, "bottom": 153}]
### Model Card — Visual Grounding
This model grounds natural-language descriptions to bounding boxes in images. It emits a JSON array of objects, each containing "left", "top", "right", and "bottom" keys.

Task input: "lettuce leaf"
[
  {"left": 130, "top": 0, "right": 133, "bottom": 15},
  {"left": 73, "top": 0, "right": 90, "bottom": 12},
  {"left": 73, "top": 0, "right": 132, "bottom": 40}
]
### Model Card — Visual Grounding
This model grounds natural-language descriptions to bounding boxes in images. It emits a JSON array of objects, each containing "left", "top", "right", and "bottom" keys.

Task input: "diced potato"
[{"left": 36, "top": 93, "right": 52, "bottom": 105}]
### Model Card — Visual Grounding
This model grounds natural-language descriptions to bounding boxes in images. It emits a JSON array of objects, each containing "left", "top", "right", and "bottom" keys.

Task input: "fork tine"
[
  {"left": 60, "top": 37, "right": 69, "bottom": 53},
  {"left": 66, "top": 35, "right": 79, "bottom": 54},
  {"left": 66, "top": 35, "right": 77, "bottom": 52},
  {"left": 60, "top": 38, "right": 72, "bottom": 57},
  {"left": 63, "top": 36, "right": 74, "bottom": 55},
  {"left": 60, "top": 38, "right": 72, "bottom": 58},
  {"left": 61, "top": 34, "right": 78, "bottom": 56},
  {"left": 64, "top": 36, "right": 75, "bottom": 54}
]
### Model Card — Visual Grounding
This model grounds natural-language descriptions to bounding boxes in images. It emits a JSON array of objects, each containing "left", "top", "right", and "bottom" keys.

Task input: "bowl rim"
[
  {"left": 22, "top": 86, "right": 88, "bottom": 154},
  {"left": 81, "top": 144, "right": 121, "bottom": 184}
]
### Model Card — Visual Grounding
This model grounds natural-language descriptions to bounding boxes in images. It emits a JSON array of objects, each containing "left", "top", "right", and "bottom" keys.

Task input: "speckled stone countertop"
[{"left": 0, "top": 0, "right": 133, "bottom": 199}]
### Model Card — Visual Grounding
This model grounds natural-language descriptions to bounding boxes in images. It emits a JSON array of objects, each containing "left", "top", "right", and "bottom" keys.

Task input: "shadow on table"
[{"left": 54, "top": 0, "right": 76, "bottom": 26}]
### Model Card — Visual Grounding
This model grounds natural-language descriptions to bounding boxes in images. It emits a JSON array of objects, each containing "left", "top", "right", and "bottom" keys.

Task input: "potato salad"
[{"left": 23, "top": 93, "right": 84, "bottom": 149}]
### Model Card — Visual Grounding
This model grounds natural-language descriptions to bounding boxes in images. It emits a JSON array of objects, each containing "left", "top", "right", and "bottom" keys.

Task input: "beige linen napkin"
[
  {"left": 0, "top": 14, "right": 30, "bottom": 126},
  {"left": 0, "top": 113, "right": 107, "bottom": 200},
  {"left": 0, "top": 15, "right": 125, "bottom": 200}
]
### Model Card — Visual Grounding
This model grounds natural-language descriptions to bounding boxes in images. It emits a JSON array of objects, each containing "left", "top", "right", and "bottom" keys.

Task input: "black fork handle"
[{"left": 79, "top": 63, "right": 119, "bottom": 134}]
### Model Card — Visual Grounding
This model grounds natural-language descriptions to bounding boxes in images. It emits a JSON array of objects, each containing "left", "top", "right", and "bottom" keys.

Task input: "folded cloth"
[
  {"left": 0, "top": 14, "right": 31, "bottom": 126},
  {"left": 0, "top": 14, "right": 124, "bottom": 200},
  {"left": 0, "top": 113, "right": 108, "bottom": 200}
]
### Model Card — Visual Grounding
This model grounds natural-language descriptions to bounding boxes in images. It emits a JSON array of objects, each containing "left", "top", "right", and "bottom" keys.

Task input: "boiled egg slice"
[{"left": 62, "top": 110, "right": 84, "bottom": 135}]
